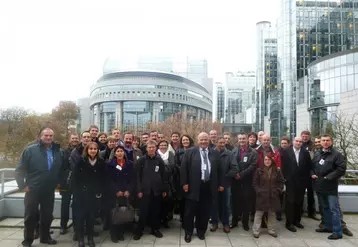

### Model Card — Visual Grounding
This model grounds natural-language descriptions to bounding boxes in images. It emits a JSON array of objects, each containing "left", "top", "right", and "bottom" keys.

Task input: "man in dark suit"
[
  {"left": 282, "top": 136, "right": 312, "bottom": 232},
  {"left": 230, "top": 133, "right": 258, "bottom": 231},
  {"left": 180, "top": 132, "right": 222, "bottom": 243}
]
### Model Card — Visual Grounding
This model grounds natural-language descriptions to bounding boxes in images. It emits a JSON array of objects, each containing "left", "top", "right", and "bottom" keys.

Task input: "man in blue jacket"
[{"left": 15, "top": 128, "right": 64, "bottom": 247}]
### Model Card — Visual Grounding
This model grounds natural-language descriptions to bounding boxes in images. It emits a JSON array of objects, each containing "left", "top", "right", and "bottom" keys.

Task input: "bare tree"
[
  {"left": 146, "top": 113, "right": 222, "bottom": 142},
  {"left": 330, "top": 111, "right": 358, "bottom": 170}
]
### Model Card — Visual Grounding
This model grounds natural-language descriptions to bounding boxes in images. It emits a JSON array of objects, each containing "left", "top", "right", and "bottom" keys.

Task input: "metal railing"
[{"left": 0, "top": 168, "right": 16, "bottom": 199}]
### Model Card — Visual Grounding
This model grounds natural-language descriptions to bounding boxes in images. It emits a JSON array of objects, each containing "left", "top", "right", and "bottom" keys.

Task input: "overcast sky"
[{"left": 0, "top": 0, "right": 280, "bottom": 113}]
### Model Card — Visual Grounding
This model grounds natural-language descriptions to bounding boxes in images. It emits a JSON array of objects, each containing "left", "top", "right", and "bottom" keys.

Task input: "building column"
[
  {"left": 152, "top": 102, "right": 159, "bottom": 123},
  {"left": 182, "top": 105, "right": 187, "bottom": 120},
  {"left": 94, "top": 104, "right": 100, "bottom": 127},
  {"left": 115, "top": 102, "right": 123, "bottom": 128},
  {"left": 104, "top": 113, "right": 109, "bottom": 133}
]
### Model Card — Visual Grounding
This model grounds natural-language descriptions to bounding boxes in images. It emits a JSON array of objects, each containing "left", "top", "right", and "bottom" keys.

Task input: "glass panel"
[
  {"left": 347, "top": 75, "right": 354, "bottom": 91},
  {"left": 355, "top": 74, "right": 358, "bottom": 89},
  {"left": 341, "top": 66, "right": 347, "bottom": 76},
  {"left": 335, "top": 67, "right": 341, "bottom": 77},
  {"left": 347, "top": 65, "right": 354, "bottom": 75},
  {"left": 341, "top": 76, "right": 347, "bottom": 92},
  {"left": 347, "top": 54, "right": 354, "bottom": 63}
]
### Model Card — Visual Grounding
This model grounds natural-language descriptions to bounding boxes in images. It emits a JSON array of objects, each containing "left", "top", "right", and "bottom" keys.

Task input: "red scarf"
[{"left": 116, "top": 159, "right": 125, "bottom": 168}]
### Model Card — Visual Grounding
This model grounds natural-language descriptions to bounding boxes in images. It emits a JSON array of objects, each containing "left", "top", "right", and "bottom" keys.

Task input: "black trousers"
[
  {"left": 161, "top": 196, "right": 174, "bottom": 223},
  {"left": 232, "top": 182, "right": 252, "bottom": 227},
  {"left": 306, "top": 182, "right": 316, "bottom": 214},
  {"left": 75, "top": 212, "right": 95, "bottom": 240},
  {"left": 60, "top": 191, "right": 72, "bottom": 228},
  {"left": 184, "top": 182, "right": 211, "bottom": 235},
  {"left": 231, "top": 181, "right": 241, "bottom": 223},
  {"left": 285, "top": 187, "right": 305, "bottom": 226},
  {"left": 137, "top": 191, "right": 161, "bottom": 233},
  {"left": 23, "top": 190, "right": 55, "bottom": 245}
]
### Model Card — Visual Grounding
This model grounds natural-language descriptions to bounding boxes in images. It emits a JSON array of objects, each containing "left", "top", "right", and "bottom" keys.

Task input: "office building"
[
  {"left": 89, "top": 70, "right": 212, "bottom": 133},
  {"left": 225, "top": 71, "right": 256, "bottom": 124},
  {"left": 256, "top": 21, "right": 280, "bottom": 143},
  {"left": 297, "top": 48, "right": 358, "bottom": 135},
  {"left": 213, "top": 82, "right": 225, "bottom": 122},
  {"left": 278, "top": 0, "right": 358, "bottom": 138}
]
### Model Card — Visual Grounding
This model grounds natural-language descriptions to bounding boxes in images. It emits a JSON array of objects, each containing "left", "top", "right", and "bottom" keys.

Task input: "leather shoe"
[
  {"left": 308, "top": 213, "right": 320, "bottom": 221},
  {"left": 210, "top": 224, "right": 218, "bottom": 232},
  {"left": 328, "top": 233, "right": 342, "bottom": 240},
  {"left": 286, "top": 225, "right": 297, "bottom": 232},
  {"left": 230, "top": 223, "right": 238, "bottom": 229},
  {"left": 151, "top": 229, "right": 163, "bottom": 238},
  {"left": 343, "top": 228, "right": 353, "bottom": 237},
  {"left": 22, "top": 241, "right": 32, "bottom": 247},
  {"left": 40, "top": 238, "right": 57, "bottom": 245},
  {"left": 197, "top": 233, "right": 205, "bottom": 240},
  {"left": 60, "top": 227, "right": 67, "bottom": 235},
  {"left": 184, "top": 233, "right": 192, "bottom": 243},
  {"left": 294, "top": 223, "right": 304, "bottom": 229},
  {"left": 223, "top": 225, "right": 230, "bottom": 233}
]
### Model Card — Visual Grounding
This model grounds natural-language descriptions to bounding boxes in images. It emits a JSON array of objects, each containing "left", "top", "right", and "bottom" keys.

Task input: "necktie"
[{"left": 202, "top": 149, "right": 210, "bottom": 181}]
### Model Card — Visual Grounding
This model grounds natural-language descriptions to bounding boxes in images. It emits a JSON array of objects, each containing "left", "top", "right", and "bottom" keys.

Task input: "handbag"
[{"left": 111, "top": 197, "right": 135, "bottom": 225}]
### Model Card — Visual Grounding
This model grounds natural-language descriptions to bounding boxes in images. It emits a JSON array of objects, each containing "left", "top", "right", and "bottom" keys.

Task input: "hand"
[
  {"left": 137, "top": 192, "right": 143, "bottom": 199},
  {"left": 124, "top": 191, "right": 130, "bottom": 198},
  {"left": 24, "top": 186, "right": 30, "bottom": 193},
  {"left": 183, "top": 184, "right": 189, "bottom": 192},
  {"left": 311, "top": 175, "right": 318, "bottom": 179},
  {"left": 218, "top": 186, "right": 224, "bottom": 192},
  {"left": 56, "top": 184, "right": 61, "bottom": 190},
  {"left": 235, "top": 174, "right": 240, "bottom": 180},
  {"left": 116, "top": 191, "right": 124, "bottom": 197},
  {"left": 162, "top": 192, "right": 167, "bottom": 198}
]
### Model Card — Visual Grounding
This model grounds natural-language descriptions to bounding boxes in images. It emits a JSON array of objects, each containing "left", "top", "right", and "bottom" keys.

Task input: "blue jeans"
[
  {"left": 318, "top": 194, "right": 342, "bottom": 237},
  {"left": 211, "top": 187, "right": 231, "bottom": 226}
]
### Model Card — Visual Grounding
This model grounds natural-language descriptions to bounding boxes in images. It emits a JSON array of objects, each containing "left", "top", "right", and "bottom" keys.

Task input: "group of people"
[{"left": 14, "top": 126, "right": 353, "bottom": 247}]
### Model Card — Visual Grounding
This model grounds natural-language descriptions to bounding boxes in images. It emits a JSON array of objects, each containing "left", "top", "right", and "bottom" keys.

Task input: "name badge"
[
  {"left": 155, "top": 166, "right": 159, "bottom": 172},
  {"left": 243, "top": 157, "right": 248, "bottom": 162},
  {"left": 136, "top": 156, "right": 140, "bottom": 160},
  {"left": 116, "top": 165, "right": 122, "bottom": 171},
  {"left": 319, "top": 159, "right": 325, "bottom": 165}
]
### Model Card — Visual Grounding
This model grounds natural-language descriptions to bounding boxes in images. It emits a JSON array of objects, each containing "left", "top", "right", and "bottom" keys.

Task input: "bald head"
[
  {"left": 262, "top": 134, "right": 271, "bottom": 148},
  {"left": 198, "top": 132, "right": 209, "bottom": 149},
  {"left": 293, "top": 136, "right": 303, "bottom": 149}
]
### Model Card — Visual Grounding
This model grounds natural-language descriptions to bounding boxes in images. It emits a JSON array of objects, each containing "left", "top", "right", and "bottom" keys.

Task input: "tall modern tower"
[
  {"left": 278, "top": 0, "right": 358, "bottom": 138},
  {"left": 213, "top": 82, "right": 225, "bottom": 122},
  {"left": 256, "top": 21, "right": 279, "bottom": 138}
]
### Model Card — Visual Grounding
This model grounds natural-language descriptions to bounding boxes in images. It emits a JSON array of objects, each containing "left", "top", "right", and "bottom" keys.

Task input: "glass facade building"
[
  {"left": 225, "top": 71, "right": 256, "bottom": 124},
  {"left": 278, "top": 0, "right": 358, "bottom": 139},
  {"left": 90, "top": 71, "right": 212, "bottom": 133},
  {"left": 213, "top": 82, "right": 225, "bottom": 122},
  {"left": 308, "top": 48, "right": 358, "bottom": 134}
]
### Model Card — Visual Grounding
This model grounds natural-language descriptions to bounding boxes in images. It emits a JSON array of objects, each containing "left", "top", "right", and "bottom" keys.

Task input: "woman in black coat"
[
  {"left": 72, "top": 142, "right": 106, "bottom": 247},
  {"left": 107, "top": 146, "right": 135, "bottom": 243},
  {"left": 174, "top": 134, "right": 195, "bottom": 222}
]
